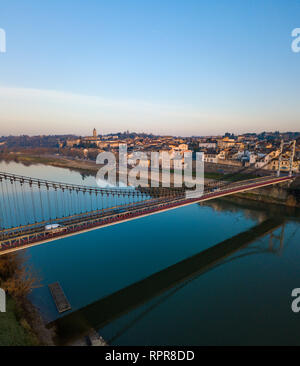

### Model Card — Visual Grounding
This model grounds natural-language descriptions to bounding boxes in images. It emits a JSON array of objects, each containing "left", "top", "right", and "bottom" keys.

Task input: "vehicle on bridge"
[{"left": 44, "top": 224, "right": 66, "bottom": 234}]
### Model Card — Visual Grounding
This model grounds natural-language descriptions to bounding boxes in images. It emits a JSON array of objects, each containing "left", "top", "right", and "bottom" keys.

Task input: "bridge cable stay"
[
  {"left": 0, "top": 170, "right": 184, "bottom": 234},
  {"left": 0, "top": 171, "right": 183, "bottom": 198}
]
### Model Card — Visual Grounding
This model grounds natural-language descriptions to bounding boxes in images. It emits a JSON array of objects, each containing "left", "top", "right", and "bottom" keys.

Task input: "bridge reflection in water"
[{"left": 50, "top": 217, "right": 285, "bottom": 345}]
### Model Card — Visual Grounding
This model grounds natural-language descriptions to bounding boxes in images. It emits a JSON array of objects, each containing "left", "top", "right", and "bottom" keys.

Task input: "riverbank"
[
  {"left": 0, "top": 253, "right": 55, "bottom": 346},
  {"left": 0, "top": 151, "right": 257, "bottom": 182},
  {"left": 0, "top": 295, "right": 38, "bottom": 346},
  {"left": 0, "top": 152, "right": 100, "bottom": 176},
  {"left": 0, "top": 295, "right": 55, "bottom": 346},
  {"left": 236, "top": 178, "right": 300, "bottom": 207},
  {"left": 1, "top": 151, "right": 299, "bottom": 207}
]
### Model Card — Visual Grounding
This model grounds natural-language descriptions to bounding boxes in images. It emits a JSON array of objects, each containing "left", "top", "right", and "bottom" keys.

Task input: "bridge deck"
[{"left": 0, "top": 175, "right": 294, "bottom": 255}]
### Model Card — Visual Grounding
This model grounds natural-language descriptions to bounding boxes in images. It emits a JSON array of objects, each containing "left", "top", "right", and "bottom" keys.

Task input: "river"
[{"left": 1, "top": 160, "right": 300, "bottom": 346}]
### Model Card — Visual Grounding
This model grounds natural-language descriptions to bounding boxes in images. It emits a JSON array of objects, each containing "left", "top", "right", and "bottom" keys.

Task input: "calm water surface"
[{"left": 1, "top": 160, "right": 300, "bottom": 345}]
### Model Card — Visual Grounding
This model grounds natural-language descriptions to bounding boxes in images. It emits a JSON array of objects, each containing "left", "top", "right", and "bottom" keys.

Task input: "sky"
[{"left": 0, "top": 0, "right": 300, "bottom": 136}]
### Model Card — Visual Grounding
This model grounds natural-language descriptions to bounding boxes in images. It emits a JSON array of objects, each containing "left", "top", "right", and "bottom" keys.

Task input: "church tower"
[{"left": 93, "top": 128, "right": 97, "bottom": 138}]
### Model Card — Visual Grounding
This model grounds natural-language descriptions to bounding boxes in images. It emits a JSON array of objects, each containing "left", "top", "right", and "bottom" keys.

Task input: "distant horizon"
[
  {"left": 1, "top": 1, "right": 300, "bottom": 135},
  {"left": 2, "top": 129, "right": 300, "bottom": 139}
]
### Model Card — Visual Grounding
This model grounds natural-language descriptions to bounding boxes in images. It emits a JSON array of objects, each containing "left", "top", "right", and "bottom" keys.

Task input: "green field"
[{"left": 0, "top": 296, "right": 38, "bottom": 346}]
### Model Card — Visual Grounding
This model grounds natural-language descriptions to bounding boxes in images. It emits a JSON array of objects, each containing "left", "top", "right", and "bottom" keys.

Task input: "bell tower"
[{"left": 93, "top": 128, "right": 97, "bottom": 138}]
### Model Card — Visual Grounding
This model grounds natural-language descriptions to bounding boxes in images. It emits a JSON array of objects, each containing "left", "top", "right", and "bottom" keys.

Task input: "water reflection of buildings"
[{"left": 199, "top": 199, "right": 268, "bottom": 223}]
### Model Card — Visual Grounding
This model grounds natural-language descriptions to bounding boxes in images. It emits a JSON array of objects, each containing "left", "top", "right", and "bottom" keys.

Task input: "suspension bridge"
[{"left": 0, "top": 141, "right": 297, "bottom": 255}]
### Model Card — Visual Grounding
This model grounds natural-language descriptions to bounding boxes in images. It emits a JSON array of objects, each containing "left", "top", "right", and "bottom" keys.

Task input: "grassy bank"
[
  {"left": 0, "top": 296, "right": 39, "bottom": 346},
  {"left": 0, "top": 253, "right": 53, "bottom": 346}
]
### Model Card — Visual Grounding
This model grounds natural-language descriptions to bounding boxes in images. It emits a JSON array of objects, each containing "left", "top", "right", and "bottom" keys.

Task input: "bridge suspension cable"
[{"left": 0, "top": 171, "right": 185, "bottom": 231}]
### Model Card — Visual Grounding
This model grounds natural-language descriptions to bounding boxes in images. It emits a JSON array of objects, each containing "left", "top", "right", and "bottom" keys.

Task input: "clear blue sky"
[{"left": 0, "top": 0, "right": 299, "bottom": 136}]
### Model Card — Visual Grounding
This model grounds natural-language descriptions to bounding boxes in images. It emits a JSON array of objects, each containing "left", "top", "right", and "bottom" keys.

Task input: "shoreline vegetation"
[{"left": 0, "top": 253, "right": 54, "bottom": 346}]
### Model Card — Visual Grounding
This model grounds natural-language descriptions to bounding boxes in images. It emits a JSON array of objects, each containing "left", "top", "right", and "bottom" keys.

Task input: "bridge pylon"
[
  {"left": 277, "top": 140, "right": 284, "bottom": 177},
  {"left": 277, "top": 140, "right": 296, "bottom": 177},
  {"left": 289, "top": 140, "right": 296, "bottom": 177}
]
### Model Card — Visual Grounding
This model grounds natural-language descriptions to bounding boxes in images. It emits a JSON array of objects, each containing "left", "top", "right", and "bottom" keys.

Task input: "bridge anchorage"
[{"left": 0, "top": 141, "right": 297, "bottom": 255}]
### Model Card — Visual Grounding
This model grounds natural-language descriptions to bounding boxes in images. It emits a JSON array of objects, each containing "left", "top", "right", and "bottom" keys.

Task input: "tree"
[{"left": 0, "top": 254, "right": 39, "bottom": 302}]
